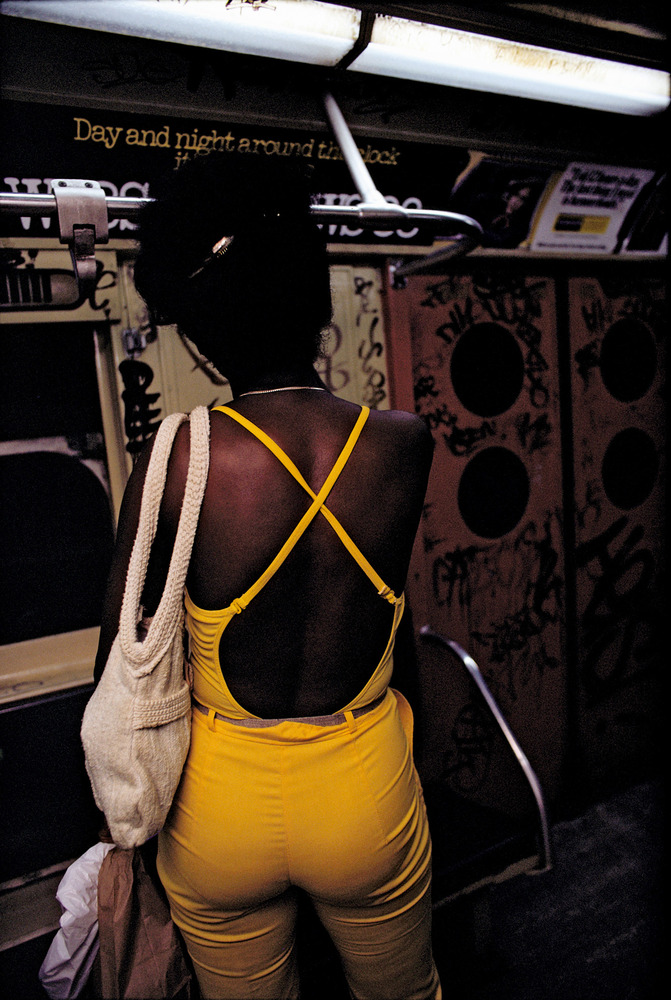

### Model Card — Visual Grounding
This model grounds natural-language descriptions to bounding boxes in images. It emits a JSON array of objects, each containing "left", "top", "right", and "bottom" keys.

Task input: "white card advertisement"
[{"left": 529, "top": 162, "right": 656, "bottom": 253}]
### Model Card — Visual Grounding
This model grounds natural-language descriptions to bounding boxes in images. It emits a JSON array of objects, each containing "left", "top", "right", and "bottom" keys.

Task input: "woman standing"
[{"left": 95, "top": 157, "right": 439, "bottom": 999}]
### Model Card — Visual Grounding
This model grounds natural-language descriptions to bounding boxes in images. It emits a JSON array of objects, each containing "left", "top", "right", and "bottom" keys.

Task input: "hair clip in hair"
[{"left": 188, "top": 234, "right": 234, "bottom": 279}]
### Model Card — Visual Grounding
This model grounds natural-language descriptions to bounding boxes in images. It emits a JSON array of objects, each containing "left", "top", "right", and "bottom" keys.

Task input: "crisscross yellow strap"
[{"left": 214, "top": 405, "right": 400, "bottom": 606}]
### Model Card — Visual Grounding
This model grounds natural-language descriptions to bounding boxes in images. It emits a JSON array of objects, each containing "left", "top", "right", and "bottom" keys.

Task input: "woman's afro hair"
[{"left": 133, "top": 155, "right": 332, "bottom": 368}]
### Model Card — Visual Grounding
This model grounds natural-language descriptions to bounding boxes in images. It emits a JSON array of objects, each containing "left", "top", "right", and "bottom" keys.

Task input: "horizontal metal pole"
[
  {"left": 0, "top": 192, "right": 147, "bottom": 219},
  {"left": 0, "top": 192, "right": 482, "bottom": 241}
]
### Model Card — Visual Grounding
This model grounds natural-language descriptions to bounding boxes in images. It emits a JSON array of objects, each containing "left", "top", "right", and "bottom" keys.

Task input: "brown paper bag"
[{"left": 97, "top": 843, "right": 195, "bottom": 999}]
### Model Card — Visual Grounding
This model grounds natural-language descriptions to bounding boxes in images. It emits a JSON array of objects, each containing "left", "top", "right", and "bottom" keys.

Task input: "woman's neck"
[{"left": 229, "top": 364, "right": 326, "bottom": 399}]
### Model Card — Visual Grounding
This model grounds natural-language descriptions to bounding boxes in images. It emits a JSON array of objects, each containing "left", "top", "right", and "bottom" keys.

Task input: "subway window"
[{"left": 0, "top": 321, "right": 115, "bottom": 645}]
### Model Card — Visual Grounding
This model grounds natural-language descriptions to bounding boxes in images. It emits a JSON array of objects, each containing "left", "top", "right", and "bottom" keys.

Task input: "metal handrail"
[
  {"left": 419, "top": 625, "right": 552, "bottom": 873},
  {"left": 0, "top": 193, "right": 145, "bottom": 219},
  {"left": 0, "top": 193, "right": 481, "bottom": 236}
]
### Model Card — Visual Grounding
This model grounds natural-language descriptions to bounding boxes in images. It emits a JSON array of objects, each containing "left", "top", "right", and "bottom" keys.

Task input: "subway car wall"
[{"left": 0, "top": 12, "right": 667, "bottom": 895}]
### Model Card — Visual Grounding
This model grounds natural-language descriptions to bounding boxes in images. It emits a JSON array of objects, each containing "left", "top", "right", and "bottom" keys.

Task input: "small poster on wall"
[
  {"left": 528, "top": 162, "right": 659, "bottom": 254},
  {"left": 447, "top": 154, "right": 554, "bottom": 249}
]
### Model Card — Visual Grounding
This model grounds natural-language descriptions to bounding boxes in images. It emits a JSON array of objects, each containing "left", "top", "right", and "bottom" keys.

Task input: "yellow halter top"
[{"left": 184, "top": 405, "right": 405, "bottom": 719}]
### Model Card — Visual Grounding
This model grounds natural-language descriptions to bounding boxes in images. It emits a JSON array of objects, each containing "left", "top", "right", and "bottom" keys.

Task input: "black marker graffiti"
[
  {"left": 414, "top": 361, "right": 498, "bottom": 454},
  {"left": 515, "top": 411, "right": 552, "bottom": 453},
  {"left": 432, "top": 544, "right": 485, "bottom": 610},
  {"left": 444, "top": 701, "right": 495, "bottom": 793},
  {"left": 472, "top": 274, "right": 551, "bottom": 409},
  {"left": 84, "top": 54, "right": 182, "bottom": 89},
  {"left": 470, "top": 519, "right": 562, "bottom": 703},
  {"left": 581, "top": 296, "right": 606, "bottom": 334},
  {"left": 617, "top": 286, "right": 666, "bottom": 329},
  {"left": 353, "top": 275, "right": 376, "bottom": 325},
  {"left": 417, "top": 399, "right": 496, "bottom": 457},
  {"left": 418, "top": 401, "right": 453, "bottom": 432},
  {"left": 434, "top": 300, "right": 475, "bottom": 342},
  {"left": 118, "top": 359, "right": 162, "bottom": 456},
  {"left": 442, "top": 417, "right": 497, "bottom": 457},
  {"left": 414, "top": 374, "right": 439, "bottom": 403},
  {"left": 420, "top": 502, "right": 444, "bottom": 556},
  {"left": 576, "top": 515, "right": 658, "bottom": 707},
  {"left": 352, "top": 274, "right": 388, "bottom": 407},
  {"left": 318, "top": 322, "right": 350, "bottom": 394},
  {"left": 223, "top": 0, "right": 271, "bottom": 8},
  {"left": 419, "top": 275, "right": 461, "bottom": 309},
  {"left": 576, "top": 479, "right": 603, "bottom": 532},
  {"left": 423, "top": 276, "right": 551, "bottom": 411},
  {"left": 471, "top": 273, "right": 545, "bottom": 327},
  {"left": 574, "top": 339, "right": 601, "bottom": 387},
  {"left": 357, "top": 314, "right": 387, "bottom": 408},
  {"left": 92, "top": 265, "right": 116, "bottom": 316},
  {"left": 431, "top": 519, "right": 562, "bottom": 704},
  {"left": 521, "top": 338, "right": 550, "bottom": 410}
]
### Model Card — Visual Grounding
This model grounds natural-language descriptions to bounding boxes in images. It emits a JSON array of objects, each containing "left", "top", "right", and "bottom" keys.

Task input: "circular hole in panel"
[
  {"left": 458, "top": 446, "right": 530, "bottom": 538},
  {"left": 602, "top": 428, "right": 658, "bottom": 510},
  {"left": 600, "top": 318, "right": 657, "bottom": 402},
  {"left": 451, "top": 323, "right": 525, "bottom": 417}
]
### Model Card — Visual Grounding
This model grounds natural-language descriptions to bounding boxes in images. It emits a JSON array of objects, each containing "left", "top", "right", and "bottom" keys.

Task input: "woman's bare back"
[{"left": 100, "top": 393, "right": 433, "bottom": 716}]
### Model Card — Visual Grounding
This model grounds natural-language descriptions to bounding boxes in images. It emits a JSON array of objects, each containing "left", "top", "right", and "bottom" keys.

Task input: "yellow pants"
[{"left": 157, "top": 691, "right": 441, "bottom": 999}]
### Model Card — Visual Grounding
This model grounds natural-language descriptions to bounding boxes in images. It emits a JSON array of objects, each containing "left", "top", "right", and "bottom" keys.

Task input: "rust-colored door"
[
  {"left": 385, "top": 270, "right": 566, "bottom": 808},
  {"left": 568, "top": 275, "right": 665, "bottom": 792}
]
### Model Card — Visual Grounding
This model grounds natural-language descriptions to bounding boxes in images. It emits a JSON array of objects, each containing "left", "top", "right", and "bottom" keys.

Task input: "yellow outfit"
[{"left": 157, "top": 406, "right": 441, "bottom": 999}]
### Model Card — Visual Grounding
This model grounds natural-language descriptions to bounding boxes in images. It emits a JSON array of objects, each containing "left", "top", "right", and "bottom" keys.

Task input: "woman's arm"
[
  {"left": 93, "top": 441, "right": 153, "bottom": 683},
  {"left": 93, "top": 424, "right": 190, "bottom": 683}
]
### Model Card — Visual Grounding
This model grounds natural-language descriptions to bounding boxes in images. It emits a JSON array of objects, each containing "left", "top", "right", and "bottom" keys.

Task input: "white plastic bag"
[{"left": 39, "top": 842, "right": 115, "bottom": 999}]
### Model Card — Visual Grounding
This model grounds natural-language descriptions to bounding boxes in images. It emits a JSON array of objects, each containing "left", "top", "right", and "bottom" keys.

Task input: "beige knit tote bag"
[{"left": 81, "top": 406, "right": 210, "bottom": 848}]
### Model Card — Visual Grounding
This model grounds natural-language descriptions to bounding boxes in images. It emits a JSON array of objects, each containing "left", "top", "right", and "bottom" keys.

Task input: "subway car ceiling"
[{"left": 0, "top": 1, "right": 668, "bottom": 170}]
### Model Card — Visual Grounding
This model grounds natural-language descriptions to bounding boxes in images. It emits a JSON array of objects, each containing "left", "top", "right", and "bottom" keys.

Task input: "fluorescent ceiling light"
[
  {"left": 0, "top": 0, "right": 360, "bottom": 66},
  {"left": 2, "top": 0, "right": 668, "bottom": 116},
  {"left": 349, "top": 15, "right": 669, "bottom": 116}
]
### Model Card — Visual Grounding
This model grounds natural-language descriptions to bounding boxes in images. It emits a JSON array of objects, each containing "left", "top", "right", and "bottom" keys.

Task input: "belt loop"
[
  {"left": 207, "top": 708, "right": 217, "bottom": 731},
  {"left": 344, "top": 709, "right": 357, "bottom": 733}
]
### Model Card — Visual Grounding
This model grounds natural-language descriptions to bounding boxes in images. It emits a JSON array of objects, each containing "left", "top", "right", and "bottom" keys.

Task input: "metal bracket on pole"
[
  {"left": 321, "top": 92, "right": 482, "bottom": 286},
  {"left": 51, "top": 178, "right": 109, "bottom": 295},
  {"left": 322, "top": 92, "right": 398, "bottom": 213}
]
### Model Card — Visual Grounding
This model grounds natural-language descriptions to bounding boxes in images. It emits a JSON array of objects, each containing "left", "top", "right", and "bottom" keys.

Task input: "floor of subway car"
[
  {"left": 432, "top": 777, "right": 663, "bottom": 1000},
  {"left": 0, "top": 779, "right": 661, "bottom": 1000}
]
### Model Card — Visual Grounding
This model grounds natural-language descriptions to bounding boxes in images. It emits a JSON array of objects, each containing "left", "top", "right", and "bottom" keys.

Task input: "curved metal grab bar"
[
  {"left": 321, "top": 90, "right": 482, "bottom": 280},
  {"left": 388, "top": 233, "right": 481, "bottom": 287},
  {"left": 419, "top": 625, "right": 552, "bottom": 873}
]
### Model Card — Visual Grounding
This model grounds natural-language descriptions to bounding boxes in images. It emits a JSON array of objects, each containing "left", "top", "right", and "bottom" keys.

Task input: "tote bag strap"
[{"left": 118, "top": 406, "right": 210, "bottom": 672}]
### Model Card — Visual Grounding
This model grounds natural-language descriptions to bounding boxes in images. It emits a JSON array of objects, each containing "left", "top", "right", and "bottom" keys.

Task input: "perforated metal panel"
[
  {"left": 569, "top": 275, "right": 665, "bottom": 787},
  {"left": 388, "top": 270, "right": 566, "bottom": 805}
]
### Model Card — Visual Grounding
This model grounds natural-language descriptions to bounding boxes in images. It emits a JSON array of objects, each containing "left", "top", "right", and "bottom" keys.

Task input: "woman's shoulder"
[
  {"left": 373, "top": 405, "right": 432, "bottom": 433},
  {"left": 138, "top": 414, "right": 196, "bottom": 528},
  {"left": 365, "top": 405, "right": 434, "bottom": 456}
]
